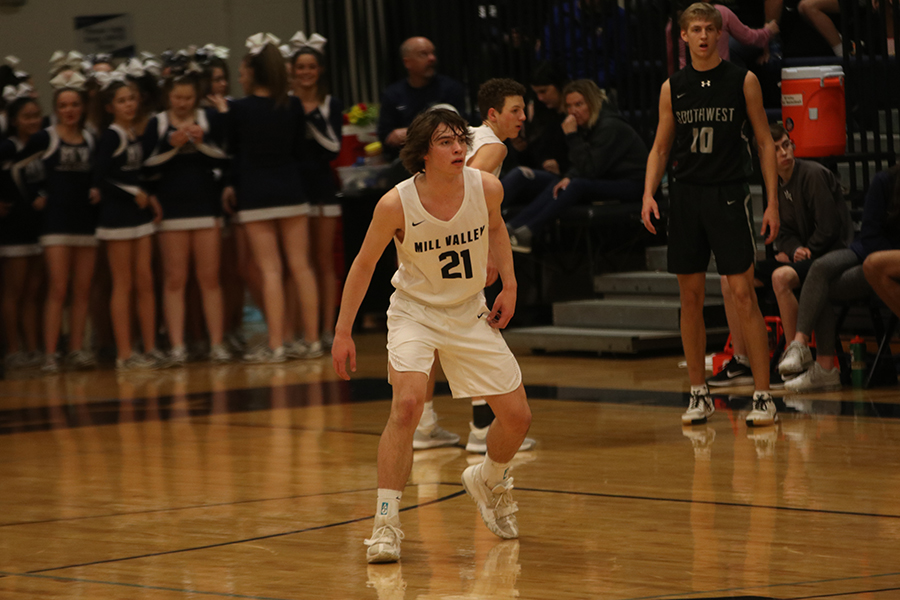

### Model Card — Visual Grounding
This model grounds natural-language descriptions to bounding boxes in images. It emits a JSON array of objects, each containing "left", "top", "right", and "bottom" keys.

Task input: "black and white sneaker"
[{"left": 707, "top": 356, "right": 754, "bottom": 387}]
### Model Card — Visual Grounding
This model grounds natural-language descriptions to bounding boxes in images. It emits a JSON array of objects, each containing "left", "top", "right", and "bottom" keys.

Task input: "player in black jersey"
[{"left": 641, "top": 2, "right": 780, "bottom": 427}]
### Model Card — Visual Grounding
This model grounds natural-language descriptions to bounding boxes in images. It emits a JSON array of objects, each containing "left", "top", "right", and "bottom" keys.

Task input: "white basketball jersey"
[
  {"left": 466, "top": 125, "right": 504, "bottom": 177},
  {"left": 391, "top": 167, "right": 490, "bottom": 307}
]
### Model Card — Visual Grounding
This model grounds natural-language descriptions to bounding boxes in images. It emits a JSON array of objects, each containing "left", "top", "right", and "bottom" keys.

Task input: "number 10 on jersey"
[{"left": 691, "top": 127, "right": 714, "bottom": 154}]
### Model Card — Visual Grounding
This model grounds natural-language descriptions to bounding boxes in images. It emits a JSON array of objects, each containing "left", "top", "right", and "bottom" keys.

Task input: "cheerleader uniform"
[
  {"left": 94, "top": 124, "right": 154, "bottom": 240},
  {"left": 143, "top": 108, "right": 227, "bottom": 231},
  {"left": 14, "top": 126, "right": 98, "bottom": 247},
  {"left": 298, "top": 95, "right": 342, "bottom": 218},
  {"left": 226, "top": 95, "right": 308, "bottom": 223},
  {"left": 0, "top": 137, "right": 44, "bottom": 257}
]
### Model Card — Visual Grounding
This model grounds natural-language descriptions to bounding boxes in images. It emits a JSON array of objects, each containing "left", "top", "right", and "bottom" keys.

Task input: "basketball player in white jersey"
[
  {"left": 413, "top": 78, "right": 537, "bottom": 454},
  {"left": 332, "top": 108, "right": 531, "bottom": 563}
]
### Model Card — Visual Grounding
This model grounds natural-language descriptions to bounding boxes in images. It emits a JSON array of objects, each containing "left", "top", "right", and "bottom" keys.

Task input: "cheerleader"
[
  {"left": 204, "top": 55, "right": 260, "bottom": 354},
  {"left": 223, "top": 34, "right": 321, "bottom": 362},
  {"left": 291, "top": 32, "right": 343, "bottom": 350},
  {"left": 13, "top": 72, "right": 99, "bottom": 372},
  {"left": 143, "top": 72, "right": 230, "bottom": 364},
  {"left": 92, "top": 73, "right": 167, "bottom": 370},
  {"left": 0, "top": 89, "right": 45, "bottom": 368}
]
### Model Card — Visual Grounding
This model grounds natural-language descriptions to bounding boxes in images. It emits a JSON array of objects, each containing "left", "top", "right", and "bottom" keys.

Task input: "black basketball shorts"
[{"left": 667, "top": 180, "right": 756, "bottom": 276}]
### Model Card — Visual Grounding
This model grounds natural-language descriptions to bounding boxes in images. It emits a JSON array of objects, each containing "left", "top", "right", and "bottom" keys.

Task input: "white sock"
[
  {"left": 832, "top": 42, "right": 843, "bottom": 56},
  {"left": 733, "top": 354, "right": 750, "bottom": 366},
  {"left": 375, "top": 489, "right": 402, "bottom": 527},
  {"left": 691, "top": 384, "right": 709, "bottom": 396},
  {"left": 481, "top": 453, "right": 511, "bottom": 488},
  {"left": 418, "top": 401, "right": 436, "bottom": 431}
]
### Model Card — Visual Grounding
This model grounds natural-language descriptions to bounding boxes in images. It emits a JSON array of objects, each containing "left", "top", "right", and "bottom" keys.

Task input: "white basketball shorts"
[{"left": 386, "top": 291, "right": 522, "bottom": 399}]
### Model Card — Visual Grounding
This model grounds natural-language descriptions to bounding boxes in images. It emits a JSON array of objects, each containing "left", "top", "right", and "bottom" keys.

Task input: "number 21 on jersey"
[
  {"left": 440, "top": 249, "right": 473, "bottom": 279},
  {"left": 691, "top": 127, "right": 713, "bottom": 154}
]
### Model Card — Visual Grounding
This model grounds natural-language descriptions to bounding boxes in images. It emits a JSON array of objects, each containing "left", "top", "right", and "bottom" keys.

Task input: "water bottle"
[{"left": 850, "top": 335, "right": 866, "bottom": 388}]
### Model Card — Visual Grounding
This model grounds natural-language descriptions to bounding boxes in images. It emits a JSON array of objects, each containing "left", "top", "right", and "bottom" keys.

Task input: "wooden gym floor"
[{"left": 2, "top": 333, "right": 900, "bottom": 600}]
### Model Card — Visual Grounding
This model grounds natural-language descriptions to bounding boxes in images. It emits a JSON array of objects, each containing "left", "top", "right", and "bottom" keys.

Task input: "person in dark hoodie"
[{"left": 506, "top": 79, "right": 648, "bottom": 253}]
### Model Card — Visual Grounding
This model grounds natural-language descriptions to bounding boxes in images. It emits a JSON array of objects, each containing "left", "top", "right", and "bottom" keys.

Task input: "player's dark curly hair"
[
  {"left": 400, "top": 108, "right": 472, "bottom": 174},
  {"left": 476, "top": 77, "right": 526, "bottom": 121}
]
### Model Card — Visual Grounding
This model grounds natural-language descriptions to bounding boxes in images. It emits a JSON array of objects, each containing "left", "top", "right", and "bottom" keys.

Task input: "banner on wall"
[{"left": 75, "top": 14, "right": 135, "bottom": 58}]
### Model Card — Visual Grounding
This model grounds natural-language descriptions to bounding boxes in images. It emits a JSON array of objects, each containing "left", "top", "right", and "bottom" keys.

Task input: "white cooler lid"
[{"left": 781, "top": 65, "right": 844, "bottom": 80}]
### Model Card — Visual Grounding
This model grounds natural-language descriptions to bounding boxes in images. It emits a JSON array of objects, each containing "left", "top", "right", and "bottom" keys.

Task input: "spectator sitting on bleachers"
[
  {"left": 508, "top": 61, "right": 570, "bottom": 177},
  {"left": 501, "top": 63, "right": 571, "bottom": 213},
  {"left": 862, "top": 166, "right": 900, "bottom": 319},
  {"left": 712, "top": 124, "right": 851, "bottom": 387},
  {"left": 778, "top": 165, "right": 900, "bottom": 392},
  {"left": 667, "top": 0, "right": 779, "bottom": 73},
  {"left": 376, "top": 37, "right": 467, "bottom": 161},
  {"left": 506, "top": 79, "right": 648, "bottom": 254}
]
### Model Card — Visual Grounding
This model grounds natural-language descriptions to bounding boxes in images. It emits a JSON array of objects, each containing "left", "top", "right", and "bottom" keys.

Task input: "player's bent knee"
[{"left": 390, "top": 394, "right": 424, "bottom": 429}]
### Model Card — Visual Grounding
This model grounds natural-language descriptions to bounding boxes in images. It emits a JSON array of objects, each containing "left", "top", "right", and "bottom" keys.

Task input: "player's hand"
[
  {"left": 641, "top": 194, "right": 660, "bottom": 235},
  {"left": 765, "top": 20, "right": 780, "bottom": 35},
  {"left": 552, "top": 177, "right": 570, "bottom": 199},
  {"left": 33, "top": 196, "right": 47, "bottom": 210},
  {"left": 331, "top": 332, "right": 357, "bottom": 380},
  {"left": 487, "top": 287, "right": 516, "bottom": 329},
  {"left": 561, "top": 114, "right": 578, "bottom": 134},
  {"left": 222, "top": 186, "right": 237, "bottom": 215},
  {"left": 793, "top": 246, "right": 811, "bottom": 262},
  {"left": 542, "top": 159, "right": 560, "bottom": 175},
  {"left": 89, "top": 187, "right": 101, "bottom": 204},
  {"left": 775, "top": 251, "right": 790, "bottom": 263},
  {"left": 148, "top": 195, "right": 163, "bottom": 223},
  {"left": 761, "top": 204, "right": 780, "bottom": 244}
]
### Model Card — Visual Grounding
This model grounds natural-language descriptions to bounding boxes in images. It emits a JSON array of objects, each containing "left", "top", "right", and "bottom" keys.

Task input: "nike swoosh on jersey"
[
  {"left": 412, "top": 220, "right": 426, "bottom": 226},
  {"left": 677, "top": 93, "right": 687, "bottom": 99}
]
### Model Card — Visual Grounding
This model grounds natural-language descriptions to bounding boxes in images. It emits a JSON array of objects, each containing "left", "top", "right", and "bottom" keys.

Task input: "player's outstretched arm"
[
  {"left": 642, "top": 80, "right": 675, "bottom": 235},
  {"left": 332, "top": 190, "right": 404, "bottom": 379},
  {"left": 744, "top": 71, "right": 780, "bottom": 244},
  {"left": 483, "top": 173, "right": 517, "bottom": 329}
]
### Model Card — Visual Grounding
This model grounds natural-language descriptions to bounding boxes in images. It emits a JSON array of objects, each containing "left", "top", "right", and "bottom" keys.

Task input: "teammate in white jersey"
[
  {"left": 413, "top": 79, "right": 536, "bottom": 454},
  {"left": 332, "top": 108, "right": 531, "bottom": 563}
]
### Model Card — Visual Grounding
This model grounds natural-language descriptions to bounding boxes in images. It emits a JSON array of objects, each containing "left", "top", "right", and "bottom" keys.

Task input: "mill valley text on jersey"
[{"left": 413, "top": 225, "right": 486, "bottom": 253}]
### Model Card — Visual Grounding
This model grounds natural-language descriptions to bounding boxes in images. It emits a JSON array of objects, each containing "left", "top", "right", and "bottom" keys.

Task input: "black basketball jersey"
[{"left": 669, "top": 60, "right": 752, "bottom": 185}]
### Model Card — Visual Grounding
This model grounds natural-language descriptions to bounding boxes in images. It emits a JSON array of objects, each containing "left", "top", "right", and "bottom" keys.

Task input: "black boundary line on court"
[
  {"left": 12, "top": 489, "right": 464, "bottom": 576},
  {"left": 0, "top": 486, "right": 379, "bottom": 529},
  {"left": 4, "top": 377, "right": 900, "bottom": 437},
  {"left": 512, "top": 485, "right": 900, "bottom": 520}
]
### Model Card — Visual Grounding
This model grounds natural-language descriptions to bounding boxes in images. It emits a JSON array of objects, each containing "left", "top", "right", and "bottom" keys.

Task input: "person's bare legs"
[
  {"left": 311, "top": 214, "right": 339, "bottom": 337},
  {"left": 107, "top": 239, "right": 135, "bottom": 361},
  {"left": 1, "top": 256, "right": 29, "bottom": 354},
  {"left": 771, "top": 265, "right": 801, "bottom": 341},
  {"left": 864, "top": 250, "right": 900, "bottom": 316},
  {"left": 378, "top": 366, "right": 430, "bottom": 490},
  {"left": 43, "top": 246, "right": 73, "bottom": 355},
  {"left": 192, "top": 227, "right": 225, "bottom": 347},
  {"left": 720, "top": 276, "right": 747, "bottom": 356},
  {"left": 798, "top": 0, "right": 843, "bottom": 51},
  {"left": 723, "top": 266, "right": 771, "bottom": 391},
  {"left": 279, "top": 215, "right": 319, "bottom": 344},
  {"left": 69, "top": 247, "right": 97, "bottom": 353},
  {"left": 244, "top": 220, "right": 286, "bottom": 351},
  {"left": 133, "top": 235, "right": 158, "bottom": 353},
  {"left": 159, "top": 230, "right": 191, "bottom": 350},
  {"left": 677, "top": 273, "right": 708, "bottom": 387},
  {"left": 483, "top": 384, "right": 531, "bottom": 463}
]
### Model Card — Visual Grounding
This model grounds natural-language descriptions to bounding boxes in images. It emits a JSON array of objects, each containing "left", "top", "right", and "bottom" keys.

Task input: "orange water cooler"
[{"left": 781, "top": 66, "right": 846, "bottom": 157}]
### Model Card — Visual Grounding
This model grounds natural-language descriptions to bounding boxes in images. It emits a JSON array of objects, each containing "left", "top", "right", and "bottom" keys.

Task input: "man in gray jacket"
[{"left": 711, "top": 123, "right": 850, "bottom": 387}]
